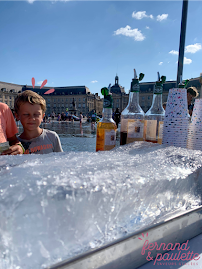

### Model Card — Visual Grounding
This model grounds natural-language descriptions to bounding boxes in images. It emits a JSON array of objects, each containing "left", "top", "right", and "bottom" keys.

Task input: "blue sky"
[{"left": 0, "top": 1, "right": 202, "bottom": 95}]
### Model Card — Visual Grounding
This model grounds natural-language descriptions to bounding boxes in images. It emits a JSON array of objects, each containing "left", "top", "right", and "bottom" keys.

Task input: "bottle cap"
[
  {"left": 101, "top": 87, "right": 113, "bottom": 108},
  {"left": 154, "top": 72, "right": 166, "bottom": 94},
  {"left": 130, "top": 69, "right": 144, "bottom": 92},
  {"left": 178, "top": 76, "right": 189, "bottom": 88}
]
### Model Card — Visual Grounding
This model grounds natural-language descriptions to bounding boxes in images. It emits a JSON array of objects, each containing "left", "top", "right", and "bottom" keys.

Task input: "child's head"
[
  {"left": 15, "top": 90, "right": 46, "bottom": 114},
  {"left": 14, "top": 90, "right": 46, "bottom": 130},
  {"left": 187, "top": 87, "right": 199, "bottom": 105}
]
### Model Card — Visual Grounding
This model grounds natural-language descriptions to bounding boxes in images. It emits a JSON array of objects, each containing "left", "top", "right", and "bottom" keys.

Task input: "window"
[
  {"left": 83, "top": 104, "right": 85, "bottom": 108},
  {"left": 83, "top": 98, "right": 85, "bottom": 101}
]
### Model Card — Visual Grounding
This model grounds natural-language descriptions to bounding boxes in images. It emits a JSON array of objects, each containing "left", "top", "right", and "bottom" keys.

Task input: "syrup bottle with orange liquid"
[
  {"left": 120, "top": 69, "right": 145, "bottom": 145},
  {"left": 96, "top": 86, "right": 116, "bottom": 151},
  {"left": 144, "top": 72, "right": 166, "bottom": 144}
]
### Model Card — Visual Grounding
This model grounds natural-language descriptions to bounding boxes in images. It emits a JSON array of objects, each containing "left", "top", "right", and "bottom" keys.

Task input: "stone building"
[
  {"left": 110, "top": 75, "right": 128, "bottom": 111},
  {"left": 21, "top": 85, "right": 103, "bottom": 117},
  {"left": 0, "top": 76, "right": 201, "bottom": 115},
  {"left": 0, "top": 81, "right": 22, "bottom": 110},
  {"left": 0, "top": 81, "right": 103, "bottom": 116}
]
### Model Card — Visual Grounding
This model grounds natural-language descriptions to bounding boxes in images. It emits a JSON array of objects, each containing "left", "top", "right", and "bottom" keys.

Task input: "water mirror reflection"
[{"left": 17, "top": 120, "right": 120, "bottom": 152}]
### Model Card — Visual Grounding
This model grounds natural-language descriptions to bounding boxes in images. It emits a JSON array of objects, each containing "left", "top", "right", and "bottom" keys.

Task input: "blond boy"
[{"left": 14, "top": 90, "right": 63, "bottom": 154}]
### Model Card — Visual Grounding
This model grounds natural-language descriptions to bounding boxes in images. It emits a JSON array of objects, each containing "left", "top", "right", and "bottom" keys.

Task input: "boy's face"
[{"left": 16, "top": 102, "right": 45, "bottom": 131}]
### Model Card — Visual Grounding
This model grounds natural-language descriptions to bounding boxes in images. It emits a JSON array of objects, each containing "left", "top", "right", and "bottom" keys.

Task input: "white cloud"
[
  {"left": 91, "top": 80, "right": 98, "bottom": 83},
  {"left": 185, "top": 43, "right": 202, "bottom": 53},
  {"left": 157, "top": 14, "right": 168, "bottom": 21},
  {"left": 176, "top": 57, "right": 192, "bottom": 64},
  {"left": 114, "top": 25, "right": 145, "bottom": 41},
  {"left": 37, "top": 81, "right": 43, "bottom": 85},
  {"left": 132, "top": 11, "right": 153, "bottom": 20},
  {"left": 159, "top": 62, "right": 163, "bottom": 65},
  {"left": 146, "top": 26, "right": 150, "bottom": 29},
  {"left": 169, "top": 50, "right": 178, "bottom": 55},
  {"left": 184, "top": 57, "right": 192, "bottom": 64},
  {"left": 27, "top": 0, "right": 36, "bottom": 3}
]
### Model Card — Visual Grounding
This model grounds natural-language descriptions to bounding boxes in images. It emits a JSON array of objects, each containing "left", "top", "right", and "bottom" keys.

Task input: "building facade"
[
  {"left": 0, "top": 81, "right": 22, "bottom": 110},
  {"left": 21, "top": 85, "right": 103, "bottom": 117},
  {"left": 0, "top": 76, "right": 201, "bottom": 116},
  {"left": 0, "top": 82, "right": 103, "bottom": 116}
]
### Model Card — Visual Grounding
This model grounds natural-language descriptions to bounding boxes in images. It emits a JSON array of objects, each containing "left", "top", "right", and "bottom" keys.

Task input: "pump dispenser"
[
  {"left": 144, "top": 72, "right": 166, "bottom": 144},
  {"left": 96, "top": 86, "right": 116, "bottom": 151},
  {"left": 178, "top": 76, "right": 189, "bottom": 88},
  {"left": 120, "top": 69, "right": 145, "bottom": 145}
]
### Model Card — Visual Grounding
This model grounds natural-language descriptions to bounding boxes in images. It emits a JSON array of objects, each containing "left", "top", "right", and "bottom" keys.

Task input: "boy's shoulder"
[{"left": 42, "top": 129, "right": 59, "bottom": 138}]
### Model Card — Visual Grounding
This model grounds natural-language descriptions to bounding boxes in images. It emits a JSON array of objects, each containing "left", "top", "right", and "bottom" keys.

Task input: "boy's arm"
[{"left": 1, "top": 135, "right": 24, "bottom": 155}]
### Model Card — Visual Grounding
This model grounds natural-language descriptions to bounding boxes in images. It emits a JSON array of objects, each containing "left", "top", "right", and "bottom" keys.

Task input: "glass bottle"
[
  {"left": 120, "top": 69, "right": 145, "bottom": 145},
  {"left": 96, "top": 87, "right": 116, "bottom": 151},
  {"left": 144, "top": 73, "right": 166, "bottom": 144}
]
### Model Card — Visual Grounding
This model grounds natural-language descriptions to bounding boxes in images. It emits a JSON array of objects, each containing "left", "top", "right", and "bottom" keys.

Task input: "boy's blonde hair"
[{"left": 15, "top": 90, "right": 46, "bottom": 113}]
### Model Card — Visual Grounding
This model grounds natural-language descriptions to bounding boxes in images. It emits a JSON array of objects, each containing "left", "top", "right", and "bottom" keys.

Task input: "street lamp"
[
  {"left": 199, "top": 73, "right": 202, "bottom": 98},
  {"left": 176, "top": 0, "right": 189, "bottom": 87}
]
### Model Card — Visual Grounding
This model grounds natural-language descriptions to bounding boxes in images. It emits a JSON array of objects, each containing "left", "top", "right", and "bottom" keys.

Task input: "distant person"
[
  {"left": 51, "top": 111, "right": 55, "bottom": 120},
  {"left": 57, "top": 113, "right": 61, "bottom": 121},
  {"left": 0, "top": 102, "right": 24, "bottom": 155},
  {"left": 91, "top": 110, "right": 97, "bottom": 129},
  {"left": 187, "top": 87, "right": 199, "bottom": 116},
  {"left": 14, "top": 90, "right": 63, "bottom": 154},
  {"left": 163, "top": 102, "right": 167, "bottom": 110},
  {"left": 114, "top": 108, "right": 121, "bottom": 128},
  {"left": 79, "top": 112, "right": 83, "bottom": 127},
  {"left": 112, "top": 109, "right": 115, "bottom": 120}
]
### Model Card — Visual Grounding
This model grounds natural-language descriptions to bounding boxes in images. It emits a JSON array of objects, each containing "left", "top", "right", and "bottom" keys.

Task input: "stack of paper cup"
[
  {"left": 187, "top": 99, "right": 202, "bottom": 150},
  {"left": 162, "top": 88, "right": 189, "bottom": 148}
]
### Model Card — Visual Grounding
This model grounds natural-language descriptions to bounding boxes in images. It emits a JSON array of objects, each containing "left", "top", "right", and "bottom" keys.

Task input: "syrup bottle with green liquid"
[
  {"left": 96, "top": 86, "right": 116, "bottom": 151},
  {"left": 120, "top": 69, "right": 145, "bottom": 145},
  {"left": 144, "top": 72, "right": 166, "bottom": 144}
]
